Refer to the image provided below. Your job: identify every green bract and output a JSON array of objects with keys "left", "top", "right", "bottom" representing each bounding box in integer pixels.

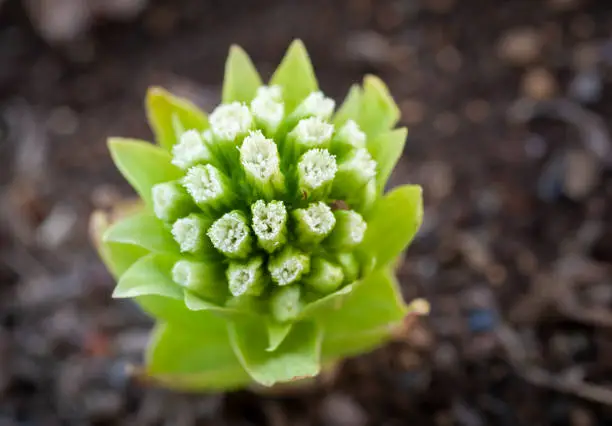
[{"left": 94, "top": 40, "right": 424, "bottom": 390}]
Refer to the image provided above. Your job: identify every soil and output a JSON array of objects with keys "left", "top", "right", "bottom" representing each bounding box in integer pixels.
[{"left": 1, "top": 0, "right": 612, "bottom": 425}]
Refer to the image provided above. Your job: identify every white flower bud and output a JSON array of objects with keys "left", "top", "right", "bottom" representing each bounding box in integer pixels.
[
  {"left": 171, "top": 130, "right": 212, "bottom": 170},
  {"left": 209, "top": 102, "right": 253, "bottom": 142}
]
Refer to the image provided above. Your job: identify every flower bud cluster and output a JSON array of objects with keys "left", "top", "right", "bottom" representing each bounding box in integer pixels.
[{"left": 152, "top": 88, "right": 377, "bottom": 322}]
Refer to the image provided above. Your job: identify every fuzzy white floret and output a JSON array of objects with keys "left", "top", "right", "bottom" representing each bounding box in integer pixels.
[
  {"left": 207, "top": 211, "right": 249, "bottom": 254},
  {"left": 349, "top": 212, "right": 367, "bottom": 244},
  {"left": 298, "top": 149, "right": 337, "bottom": 189},
  {"left": 298, "top": 91, "right": 335, "bottom": 119},
  {"left": 251, "top": 200, "right": 286, "bottom": 239},
  {"left": 337, "top": 119, "right": 366, "bottom": 147},
  {"left": 172, "top": 260, "right": 192, "bottom": 287},
  {"left": 301, "top": 202, "right": 336, "bottom": 235},
  {"left": 292, "top": 117, "right": 334, "bottom": 147},
  {"left": 182, "top": 165, "right": 223, "bottom": 204},
  {"left": 172, "top": 216, "right": 205, "bottom": 253},
  {"left": 172, "top": 130, "right": 211, "bottom": 169},
  {"left": 271, "top": 257, "right": 307, "bottom": 286},
  {"left": 209, "top": 102, "right": 253, "bottom": 141},
  {"left": 240, "top": 131, "right": 280, "bottom": 180},
  {"left": 227, "top": 257, "right": 262, "bottom": 296},
  {"left": 349, "top": 148, "right": 377, "bottom": 180}
]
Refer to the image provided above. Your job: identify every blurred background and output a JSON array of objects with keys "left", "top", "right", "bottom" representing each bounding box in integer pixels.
[{"left": 1, "top": 0, "right": 612, "bottom": 424}]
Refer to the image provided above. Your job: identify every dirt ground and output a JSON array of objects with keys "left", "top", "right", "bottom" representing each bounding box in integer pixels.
[{"left": 1, "top": 0, "right": 612, "bottom": 425}]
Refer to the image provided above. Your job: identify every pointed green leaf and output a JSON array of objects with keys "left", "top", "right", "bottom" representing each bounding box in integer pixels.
[
  {"left": 299, "top": 284, "right": 354, "bottom": 321},
  {"left": 108, "top": 138, "right": 183, "bottom": 208},
  {"left": 183, "top": 291, "right": 255, "bottom": 320},
  {"left": 321, "top": 268, "right": 406, "bottom": 360},
  {"left": 113, "top": 253, "right": 183, "bottom": 299},
  {"left": 222, "top": 45, "right": 263, "bottom": 104},
  {"left": 103, "top": 211, "right": 179, "bottom": 254},
  {"left": 266, "top": 320, "right": 293, "bottom": 352},
  {"left": 133, "top": 295, "right": 217, "bottom": 330},
  {"left": 146, "top": 86, "right": 209, "bottom": 150},
  {"left": 98, "top": 241, "right": 149, "bottom": 279},
  {"left": 357, "top": 75, "right": 400, "bottom": 139},
  {"left": 91, "top": 207, "right": 150, "bottom": 279},
  {"left": 228, "top": 319, "right": 322, "bottom": 386},
  {"left": 368, "top": 128, "right": 408, "bottom": 193},
  {"left": 333, "top": 84, "right": 362, "bottom": 126},
  {"left": 360, "top": 184, "right": 423, "bottom": 267},
  {"left": 269, "top": 39, "right": 318, "bottom": 113},
  {"left": 146, "top": 322, "right": 251, "bottom": 392}
]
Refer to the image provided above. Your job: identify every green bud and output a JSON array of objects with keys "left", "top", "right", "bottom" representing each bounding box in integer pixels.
[
  {"left": 292, "top": 202, "right": 336, "bottom": 248},
  {"left": 349, "top": 178, "right": 378, "bottom": 215},
  {"left": 331, "top": 148, "right": 377, "bottom": 199},
  {"left": 334, "top": 252, "right": 360, "bottom": 284},
  {"left": 302, "top": 257, "right": 344, "bottom": 294},
  {"left": 239, "top": 131, "right": 285, "bottom": 199},
  {"left": 297, "top": 148, "right": 337, "bottom": 201},
  {"left": 250, "top": 86, "right": 285, "bottom": 137},
  {"left": 171, "top": 213, "right": 215, "bottom": 255},
  {"left": 291, "top": 91, "right": 335, "bottom": 121},
  {"left": 209, "top": 102, "right": 253, "bottom": 142},
  {"left": 182, "top": 164, "right": 235, "bottom": 212},
  {"left": 331, "top": 119, "right": 366, "bottom": 160},
  {"left": 286, "top": 117, "right": 334, "bottom": 161},
  {"left": 151, "top": 180, "right": 195, "bottom": 222},
  {"left": 250, "top": 200, "right": 288, "bottom": 253},
  {"left": 270, "top": 285, "right": 302, "bottom": 323},
  {"left": 171, "top": 129, "right": 212, "bottom": 170},
  {"left": 208, "top": 102, "right": 254, "bottom": 168},
  {"left": 268, "top": 246, "right": 310, "bottom": 286},
  {"left": 227, "top": 256, "right": 267, "bottom": 297},
  {"left": 325, "top": 210, "right": 367, "bottom": 250},
  {"left": 207, "top": 210, "right": 253, "bottom": 259},
  {"left": 172, "top": 259, "right": 226, "bottom": 302}
]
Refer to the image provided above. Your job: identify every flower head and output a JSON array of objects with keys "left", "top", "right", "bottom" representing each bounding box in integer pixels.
[{"left": 99, "top": 40, "right": 425, "bottom": 392}]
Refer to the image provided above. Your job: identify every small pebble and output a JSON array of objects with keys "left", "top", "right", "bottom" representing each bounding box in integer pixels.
[
  {"left": 415, "top": 257, "right": 439, "bottom": 279},
  {"left": 453, "top": 401, "right": 484, "bottom": 426},
  {"left": 395, "top": 369, "right": 431, "bottom": 392},
  {"left": 420, "top": 160, "right": 454, "bottom": 200},
  {"left": 570, "top": 15, "right": 595, "bottom": 39},
  {"left": 522, "top": 67, "right": 557, "bottom": 100},
  {"left": 585, "top": 282, "right": 612, "bottom": 308},
  {"left": 345, "top": 31, "right": 393, "bottom": 65},
  {"left": 497, "top": 27, "right": 542, "bottom": 65},
  {"left": 434, "top": 342, "right": 458, "bottom": 370},
  {"left": 35, "top": 203, "right": 78, "bottom": 249},
  {"left": 467, "top": 309, "right": 498, "bottom": 333},
  {"left": 458, "top": 234, "right": 491, "bottom": 272},
  {"left": 537, "top": 152, "right": 565, "bottom": 202},
  {"left": 476, "top": 188, "right": 502, "bottom": 216},
  {"left": 563, "top": 149, "right": 600, "bottom": 201},
  {"left": 524, "top": 133, "right": 547, "bottom": 159},
  {"left": 571, "top": 406, "right": 594, "bottom": 426},
  {"left": 573, "top": 43, "right": 600, "bottom": 70},
  {"left": 83, "top": 390, "right": 124, "bottom": 420},
  {"left": 464, "top": 99, "right": 490, "bottom": 123},
  {"left": 400, "top": 99, "right": 425, "bottom": 125},
  {"left": 112, "top": 329, "right": 150, "bottom": 356},
  {"left": 568, "top": 68, "right": 603, "bottom": 104},
  {"left": 319, "top": 394, "right": 367, "bottom": 426}
]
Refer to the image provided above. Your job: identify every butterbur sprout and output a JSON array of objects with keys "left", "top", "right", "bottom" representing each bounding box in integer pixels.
[{"left": 95, "top": 40, "right": 426, "bottom": 390}]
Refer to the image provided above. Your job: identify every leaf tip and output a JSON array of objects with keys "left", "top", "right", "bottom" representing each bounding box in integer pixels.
[{"left": 146, "top": 86, "right": 169, "bottom": 102}]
